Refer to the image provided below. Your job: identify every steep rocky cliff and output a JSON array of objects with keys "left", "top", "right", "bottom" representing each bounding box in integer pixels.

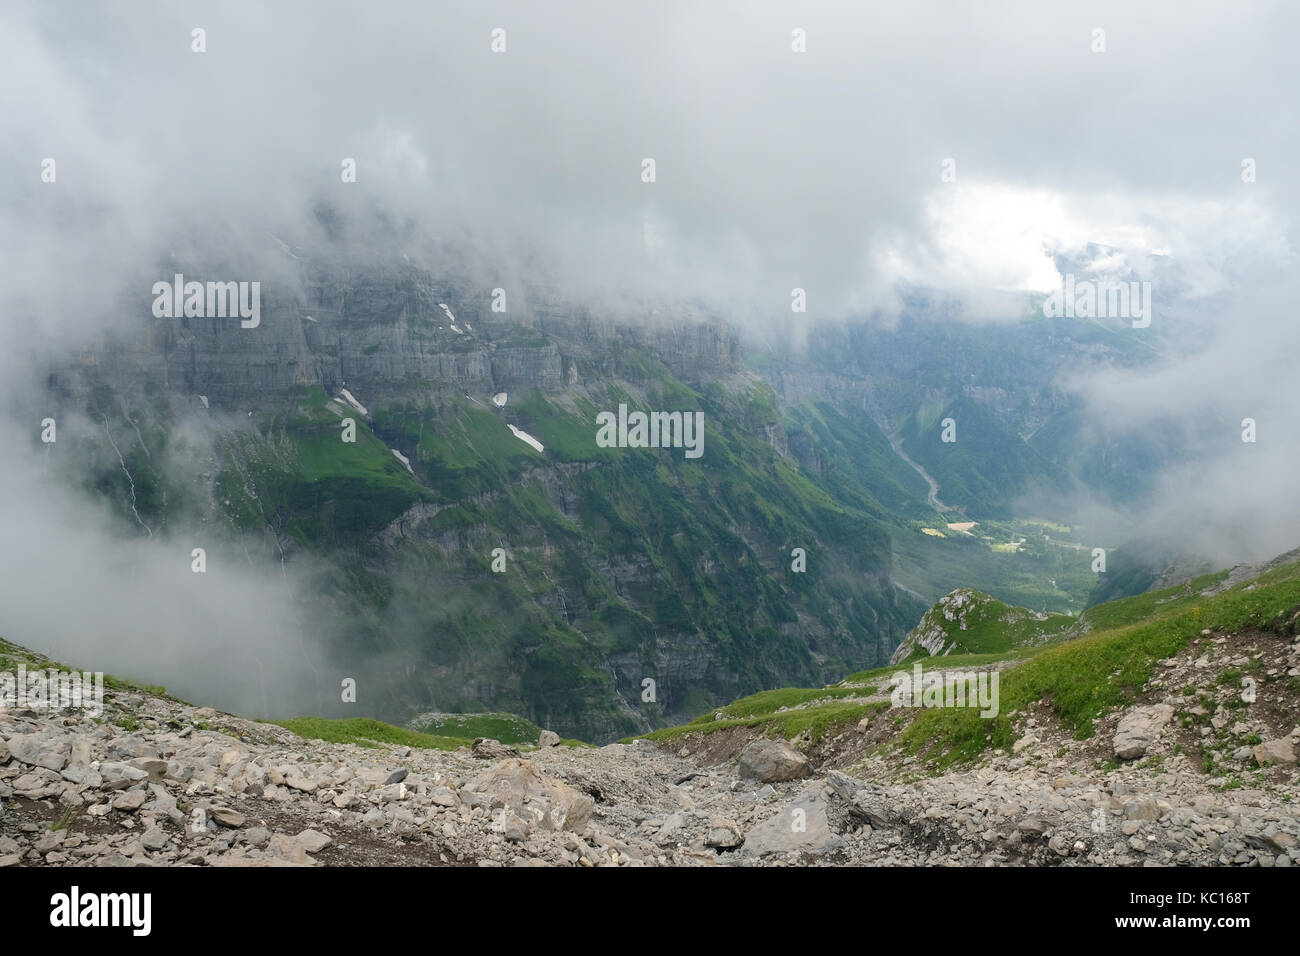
[{"left": 30, "top": 257, "right": 923, "bottom": 742}]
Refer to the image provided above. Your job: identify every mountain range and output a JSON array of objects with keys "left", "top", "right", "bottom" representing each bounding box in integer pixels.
[{"left": 18, "top": 236, "right": 1185, "bottom": 742}]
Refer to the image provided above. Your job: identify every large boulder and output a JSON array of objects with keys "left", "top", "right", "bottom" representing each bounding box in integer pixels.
[
  {"left": 738, "top": 738, "right": 809, "bottom": 783},
  {"left": 1113, "top": 704, "right": 1174, "bottom": 760},
  {"left": 472, "top": 738, "right": 520, "bottom": 760},
  {"left": 741, "top": 785, "right": 841, "bottom": 858},
  {"left": 467, "top": 758, "right": 593, "bottom": 833},
  {"left": 824, "top": 771, "right": 892, "bottom": 829},
  {"left": 1253, "top": 738, "right": 1297, "bottom": 766},
  {"left": 5, "top": 733, "right": 62, "bottom": 768}
]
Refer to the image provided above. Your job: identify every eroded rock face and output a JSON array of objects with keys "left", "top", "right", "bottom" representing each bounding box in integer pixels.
[
  {"left": 1113, "top": 704, "right": 1175, "bottom": 760},
  {"left": 888, "top": 589, "right": 1060, "bottom": 665},
  {"left": 737, "top": 739, "right": 808, "bottom": 783}
]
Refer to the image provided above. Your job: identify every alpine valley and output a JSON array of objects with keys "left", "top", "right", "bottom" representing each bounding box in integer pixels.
[{"left": 13, "top": 227, "right": 1183, "bottom": 745}]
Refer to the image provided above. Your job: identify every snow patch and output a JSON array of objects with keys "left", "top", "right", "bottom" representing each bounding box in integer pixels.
[
  {"left": 197, "top": 395, "right": 209, "bottom": 409},
  {"left": 338, "top": 388, "right": 368, "bottom": 416},
  {"left": 267, "top": 232, "right": 300, "bottom": 259},
  {"left": 391, "top": 448, "right": 414, "bottom": 474},
  {"left": 507, "top": 424, "right": 544, "bottom": 454},
  {"left": 492, "top": 392, "right": 508, "bottom": 408}
]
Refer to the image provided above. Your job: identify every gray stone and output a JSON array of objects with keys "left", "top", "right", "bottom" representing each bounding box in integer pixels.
[
  {"left": 210, "top": 807, "right": 246, "bottom": 828},
  {"left": 266, "top": 834, "right": 313, "bottom": 865},
  {"left": 824, "top": 771, "right": 891, "bottom": 829},
  {"left": 99, "top": 762, "right": 149, "bottom": 789},
  {"left": 705, "top": 823, "right": 743, "bottom": 849},
  {"left": 112, "top": 789, "right": 148, "bottom": 812},
  {"left": 472, "top": 738, "right": 520, "bottom": 760},
  {"left": 296, "top": 829, "right": 332, "bottom": 854},
  {"left": 1113, "top": 704, "right": 1174, "bottom": 760},
  {"left": 1012, "top": 733, "right": 1038, "bottom": 755},
  {"left": 1253, "top": 739, "right": 1296, "bottom": 766},
  {"left": 1123, "top": 799, "right": 1161, "bottom": 822},
  {"left": 500, "top": 811, "right": 530, "bottom": 843},
  {"left": 130, "top": 758, "right": 168, "bottom": 782},
  {"left": 737, "top": 738, "right": 809, "bottom": 783},
  {"left": 469, "top": 758, "right": 592, "bottom": 833},
  {"left": 284, "top": 770, "right": 319, "bottom": 793},
  {"left": 655, "top": 812, "right": 686, "bottom": 845},
  {"left": 742, "top": 785, "right": 841, "bottom": 858},
  {"left": 141, "top": 827, "right": 169, "bottom": 851},
  {"left": 429, "top": 787, "right": 459, "bottom": 808},
  {"left": 36, "top": 752, "right": 68, "bottom": 772},
  {"left": 7, "top": 734, "right": 54, "bottom": 767}
]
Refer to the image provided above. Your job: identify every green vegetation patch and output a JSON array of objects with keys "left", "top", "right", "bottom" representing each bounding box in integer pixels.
[
  {"left": 275, "top": 716, "right": 470, "bottom": 751},
  {"left": 895, "top": 563, "right": 1300, "bottom": 769},
  {"left": 412, "top": 712, "right": 543, "bottom": 746}
]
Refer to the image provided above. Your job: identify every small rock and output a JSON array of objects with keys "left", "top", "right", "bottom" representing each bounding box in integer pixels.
[
  {"left": 130, "top": 758, "right": 168, "bottom": 782},
  {"left": 1123, "top": 799, "right": 1161, "bottom": 822},
  {"left": 210, "top": 807, "right": 246, "bottom": 828},
  {"left": 266, "top": 834, "right": 312, "bottom": 865},
  {"left": 296, "top": 829, "right": 332, "bottom": 854},
  {"left": 1012, "top": 733, "right": 1038, "bottom": 755},
  {"left": 705, "top": 823, "right": 743, "bottom": 849},
  {"left": 112, "top": 790, "right": 148, "bottom": 812}
]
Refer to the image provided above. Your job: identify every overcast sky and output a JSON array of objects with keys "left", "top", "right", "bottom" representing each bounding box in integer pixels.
[
  {"left": 3, "top": 0, "right": 1295, "bottom": 325},
  {"left": 0, "top": 1, "right": 1298, "bottom": 689}
]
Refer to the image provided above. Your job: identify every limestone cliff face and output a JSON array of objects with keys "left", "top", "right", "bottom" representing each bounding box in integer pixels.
[
  {"left": 888, "top": 589, "right": 1072, "bottom": 666},
  {"left": 34, "top": 260, "right": 919, "bottom": 743},
  {"left": 48, "top": 261, "right": 747, "bottom": 419},
  {"left": 889, "top": 590, "right": 986, "bottom": 665}
]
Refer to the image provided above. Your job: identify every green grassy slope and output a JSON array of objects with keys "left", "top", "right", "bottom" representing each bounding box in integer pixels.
[
  {"left": 644, "top": 556, "right": 1300, "bottom": 771},
  {"left": 57, "top": 360, "right": 924, "bottom": 743}
]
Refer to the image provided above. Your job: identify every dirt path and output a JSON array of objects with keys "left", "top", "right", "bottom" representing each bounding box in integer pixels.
[{"left": 887, "top": 431, "right": 949, "bottom": 512}]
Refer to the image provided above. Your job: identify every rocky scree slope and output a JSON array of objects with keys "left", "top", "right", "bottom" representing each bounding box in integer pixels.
[{"left": 3, "top": 553, "right": 1298, "bottom": 866}]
